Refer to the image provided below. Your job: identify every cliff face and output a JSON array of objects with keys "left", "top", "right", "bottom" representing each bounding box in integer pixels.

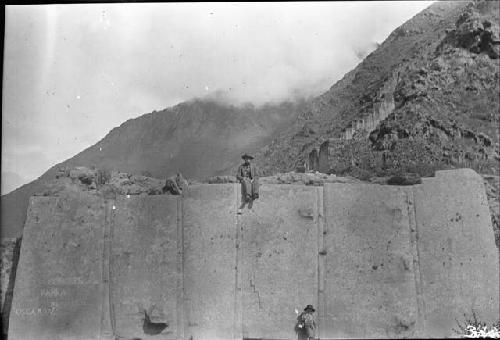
[
  {"left": 7, "top": 169, "right": 499, "bottom": 339},
  {"left": 255, "top": 0, "right": 500, "bottom": 176}
]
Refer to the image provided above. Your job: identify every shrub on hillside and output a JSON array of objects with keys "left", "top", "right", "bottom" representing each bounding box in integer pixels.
[{"left": 140, "top": 170, "right": 153, "bottom": 177}]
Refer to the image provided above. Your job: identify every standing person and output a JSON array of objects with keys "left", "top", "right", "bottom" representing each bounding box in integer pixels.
[
  {"left": 296, "top": 305, "right": 316, "bottom": 340},
  {"left": 236, "top": 153, "right": 259, "bottom": 202}
]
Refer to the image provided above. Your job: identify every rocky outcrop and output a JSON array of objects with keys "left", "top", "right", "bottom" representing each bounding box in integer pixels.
[
  {"left": 442, "top": 2, "right": 500, "bottom": 59},
  {"left": 342, "top": 66, "right": 400, "bottom": 140},
  {"left": 306, "top": 1, "right": 500, "bottom": 183},
  {"left": 259, "top": 0, "right": 499, "bottom": 185},
  {"left": 106, "top": 171, "right": 166, "bottom": 196},
  {"left": 34, "top": 167, "right": 181, "bottom": 198}
]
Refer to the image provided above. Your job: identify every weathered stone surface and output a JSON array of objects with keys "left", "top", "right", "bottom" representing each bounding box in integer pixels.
[
  {"left": 414, "top": 169, "right": 499, "bottom": 337},
  {"left": 1, "top": 237, "right": 21, "bottom": 338},
  {"left": 1, "top": 238, "right": 19, "bottom": 311},
  {"left": 181, "top": 184, "right": 238, "bottom": 340},
  {"left": 239, "top": 185, "right": 319, "bottom": 339},
  {"left": 111, "top": 195, "right": 180, "bottom": 339},
  {"left": 482, "top": 174, "right": 500, "bottom": 247},
  {"left": 323, "top": 183, "right": 419, "bottom": 338},
  {"left": 8, "top": 193, "right": 106, "bottom": 340}
]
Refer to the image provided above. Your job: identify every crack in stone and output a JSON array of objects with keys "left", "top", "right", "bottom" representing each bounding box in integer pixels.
[{"left": 249, "top": 279, "right": 262, "bottom": 310}]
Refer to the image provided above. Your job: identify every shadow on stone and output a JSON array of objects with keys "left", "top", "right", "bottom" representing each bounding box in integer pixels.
[
  {"left": 387, "top": 173, "right": 422, "bottom": 186},
  {"left": 1, "top": 237, "right": 22, "bottom": 340},
  {"left": 142, "top": 309, "right": 168, "bottom": 335}
]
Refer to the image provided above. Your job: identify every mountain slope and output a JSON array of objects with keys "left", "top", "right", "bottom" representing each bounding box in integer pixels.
[
  {"left": 1, "top": 99, "right": 306, "bottom": 238},
  {"left": 66, "top": 99, "right": 307, "bottom": 178},
  {"left": 255, "top": 0, "right": 499, "bottom": 177}
]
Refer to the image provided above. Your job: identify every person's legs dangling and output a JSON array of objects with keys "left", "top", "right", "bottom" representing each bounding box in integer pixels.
[{"left": 251, "top": 178, "right": 259, "bottom": 200}]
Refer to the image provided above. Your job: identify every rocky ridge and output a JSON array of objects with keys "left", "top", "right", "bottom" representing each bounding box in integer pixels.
[{"left": 255, "top": 0, "right": 499, "bottom": 178}]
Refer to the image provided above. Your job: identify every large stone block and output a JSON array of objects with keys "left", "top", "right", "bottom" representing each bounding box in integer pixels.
[
  {"left": 8, "top": 193, "right": 105, "bottom": 340},
  {"left": 239, "top": 185, "right": 320, "bottom": 339},
  {"left": 111, "top": 195, "right": 180, "bottom": 339},
  {"left": 322, "top": 183, "right": 419, "bottom": 338},
  {"left": 414, "top": 169, "right": 499, "bottom": 338},
  {"left": 181, "top": 184, "right": 238, "bottom": 340}
]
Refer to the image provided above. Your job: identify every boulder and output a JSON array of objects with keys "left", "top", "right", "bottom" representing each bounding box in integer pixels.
[
  {"left": 69, "top": 167, "right": 97, "bottom": 188},
  {"left": 107, "top": 172, "right": 165, "bottom": 195}
]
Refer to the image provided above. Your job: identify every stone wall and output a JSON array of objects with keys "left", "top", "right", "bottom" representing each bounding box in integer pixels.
[
  {"left": 318, "top": 142, "right": 330, "bottom": 173},
  {"left": 342, "top": 68, "right": 399, "bottom": 141},
  {"left": 318, "top": 138, "right": 345, "bottom": 174},
  {"left": 308, "top": 148, "right": 319, "bottom": 172},
  {"left": 8, "top": 169, "right": 499, "bottom": 339},
  {"left": 9, "top": 193, "right": 106, "bottom": 340},
  {"left": 308, "top": 68, "right": 400, "bottom": 171}
]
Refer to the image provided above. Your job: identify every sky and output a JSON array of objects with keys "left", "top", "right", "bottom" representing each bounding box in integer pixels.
[{"left": 2, "top": 1, "right": 434, "bottom": 195}]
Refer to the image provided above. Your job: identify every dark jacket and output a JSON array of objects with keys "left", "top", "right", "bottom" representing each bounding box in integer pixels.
[{"left": 236, "top": 163, "right": 259, "bottom": 181}]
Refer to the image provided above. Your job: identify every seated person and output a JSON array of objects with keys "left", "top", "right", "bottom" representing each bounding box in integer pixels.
[{"left": 236, "top": 153, "right": 259, "bottom": 202}]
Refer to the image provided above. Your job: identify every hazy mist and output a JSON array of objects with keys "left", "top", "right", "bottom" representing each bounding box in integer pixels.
[{"left": 2, "top": 2, "right": 434, "bottom": 194}]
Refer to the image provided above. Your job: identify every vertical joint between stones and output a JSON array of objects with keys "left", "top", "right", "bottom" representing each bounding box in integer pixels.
[
  {"left": 177, "top": 196, "right": 185, "bottom": 340},
  {"left": 408, "top": 189, "right": 425, "bottom": 335},
  {"left": 233, "top": 183, "right": 243, "bottom": 340},
  {"left": 317, "top": 186, "right": 326, "bottom": 338}
]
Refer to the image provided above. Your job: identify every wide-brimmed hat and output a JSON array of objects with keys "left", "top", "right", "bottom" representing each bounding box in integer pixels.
[
  {"left": 304, "top": 305, "right": 315, "bottom": 312},
  {"left": 241, "top": 153, "right": 254, "bottom": 160}
]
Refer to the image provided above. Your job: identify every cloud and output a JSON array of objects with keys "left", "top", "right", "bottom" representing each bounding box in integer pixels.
[
  {"left": 2, "top": 2, "right": 434, "bottom": 188},
  {"left": 2, "top": 146, "right": 51, "bottom": 185},
  {"left": 1, "top": 171, "right": 28, "bottom": 195},
  {"left": 353, "top": 41, "right": 381, "bottom": 60}
]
